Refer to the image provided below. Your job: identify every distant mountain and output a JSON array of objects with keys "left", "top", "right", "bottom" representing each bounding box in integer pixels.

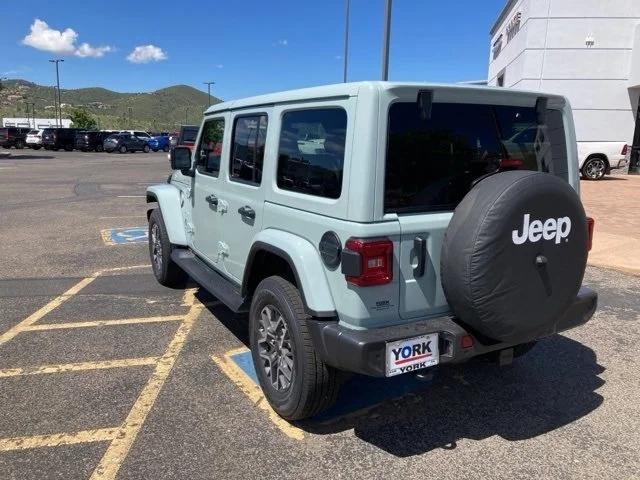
[{"left": 0, "top": 79, "right": 222, "bottom": 131}]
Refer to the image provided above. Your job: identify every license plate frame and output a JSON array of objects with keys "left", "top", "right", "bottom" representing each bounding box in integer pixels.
[{"left": 385, "top": 333, "right": 439, "bottom": 377}]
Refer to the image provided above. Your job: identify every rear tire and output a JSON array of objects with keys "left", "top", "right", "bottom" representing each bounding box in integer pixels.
[
  {"left": 249, "top": 276, "right": 339, "bottom": 420},
  {"left": 95, "top": 144, "right": 103, "bottom": 152},
  {"left": 32, "top": 145, "right": 41, "bottom": 150},
  {"left": 143, "top": 144, "right": 150, "bottom": 153},
  {"left": 163, "top": 145, "right": 170, "bottom": 152},
  {"left": 581, "top": 156, "right": 607, "bottom": 180},
  {"left": 15, "top": 140, "right": 25, "bottom": 149},
  {"left": 148, "top": 209, "right": 186, "bottom": 287}
]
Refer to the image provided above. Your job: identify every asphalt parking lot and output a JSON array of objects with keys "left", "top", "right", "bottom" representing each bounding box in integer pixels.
[{"left": 0, "top": 149, "right": 638, "bottom": 479}]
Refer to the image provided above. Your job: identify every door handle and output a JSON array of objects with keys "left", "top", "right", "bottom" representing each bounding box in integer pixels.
[
  {"left": 205, "top": 194, "right": 218, "bottom": 206},
  {"left": 237, "top": 205, "right": 255, "bottom": 219},
  {"left": 414, "top": 236, "right": 427, "bottom": 278}
]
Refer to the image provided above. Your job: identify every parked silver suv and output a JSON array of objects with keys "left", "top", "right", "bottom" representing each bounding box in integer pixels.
[{"left": 147, "top": 82, "right": 597, "bottom": 420}]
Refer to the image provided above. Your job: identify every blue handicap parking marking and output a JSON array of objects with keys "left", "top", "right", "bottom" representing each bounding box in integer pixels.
[
  {"left": 229, "top": 350, "right": 435, "bottom": 423},
  {"left": 103, "top": 226, "right": 148, "bottom": 245}
]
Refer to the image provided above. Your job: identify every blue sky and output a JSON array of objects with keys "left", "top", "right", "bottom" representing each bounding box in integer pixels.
[{"left": 1, "top": 0, "right": 505, "bottom": 100}]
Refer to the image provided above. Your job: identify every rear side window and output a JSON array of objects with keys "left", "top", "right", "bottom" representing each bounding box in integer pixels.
[
  {"left": 385, "top": 102, "right": 568, "bottom": 214},
  {"left": 230, "top": 115, "right": 268, "bottom": 185},
  {"left": 277, "top": 108, "right": 347, "bottom": 199},
  {"left": 197, "top": 118, "right": 225, "bottom": 177}
]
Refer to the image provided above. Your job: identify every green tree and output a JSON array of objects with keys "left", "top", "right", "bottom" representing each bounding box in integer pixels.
[{"left": 69, "top": 108, "right": 98, "bottom": 129}]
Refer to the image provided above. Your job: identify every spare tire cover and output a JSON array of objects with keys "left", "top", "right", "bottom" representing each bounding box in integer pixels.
[{"left": 441, "top": 170, "right": 588, "bottom": 343}]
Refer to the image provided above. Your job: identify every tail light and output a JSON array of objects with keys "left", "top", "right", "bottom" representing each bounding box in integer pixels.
[
  {"left": 501, "top": 157, "right": 524, "bottom": 168},
  {"left": 621, "top": 144, "right": 628, "bottom": 156},
  {"left": 586, "top": 217, "right": 595, "bottom": 251},
  {"left": 342, "top": 238, "right": 393, "bottom": 286}
]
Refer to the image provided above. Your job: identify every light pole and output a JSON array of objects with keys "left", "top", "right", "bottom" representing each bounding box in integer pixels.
[
  {"left": 343, "top": 0, "right": 350, "bottom": 83},
  {"left": 49, "top": 59, "right": 64, "bottom": 126},
  {"left": 50, "top": 86, "right": 58, "bottom": 127},
  {"left": 381, "top": 0, "right": 393, "bottom": 81},
  {"left": 203, "top": 81, "right": 215, "bottom": 107}
]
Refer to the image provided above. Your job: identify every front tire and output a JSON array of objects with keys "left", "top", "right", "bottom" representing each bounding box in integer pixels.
[
  {"left": 95, "top": 144, "right": 103, "bottom": 152},
  {"left": 581, "top": 157, "right": 607, "bottom": 180},
  {"left": 163, "top": 145, "right": 170, "bottom": 152},
  {"left": 148, "top": 209, "right": 185, "bottom": 287},
  {"left": 119, "top": 145, "right": 127, "bottom": 154},
  {"left": 250, "top": 276, "right": 339, "bottom": 420}
]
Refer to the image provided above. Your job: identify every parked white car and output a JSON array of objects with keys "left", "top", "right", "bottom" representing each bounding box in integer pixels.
[
  {"left": 578, "top": 142, "right": 629, "bottom": 180},
  {"left": 25, "top": 129, "right": 43, "bottom": 150}
]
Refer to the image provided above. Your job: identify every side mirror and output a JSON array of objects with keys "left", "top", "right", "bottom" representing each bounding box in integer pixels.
[{"left": 170, "top": 146, "right": 193, "bottom": 175}]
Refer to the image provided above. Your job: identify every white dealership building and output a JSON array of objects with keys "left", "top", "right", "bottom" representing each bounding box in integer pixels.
[{"left": 488, "top": 0, "right": 640, "bottom": 173}]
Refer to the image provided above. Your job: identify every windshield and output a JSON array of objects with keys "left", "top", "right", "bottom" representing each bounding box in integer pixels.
[{"left": 384, "top": 102, "right": 568, "bottom": 214}]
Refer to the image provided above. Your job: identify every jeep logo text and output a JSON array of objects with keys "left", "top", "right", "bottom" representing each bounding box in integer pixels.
[{"left": 512, "top": 213, "right": 571, "bottom": 245}]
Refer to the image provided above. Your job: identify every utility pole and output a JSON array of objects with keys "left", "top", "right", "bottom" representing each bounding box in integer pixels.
[
  {"left": 343, "top": 0, "right": 350, "bottom": 83},
  {"left": 381, "top": 0, "right": 393, "bottom": 81},
  {"left": 50, "top": 86, "right": 58, "bottom": 127},
  {"left": 49, "top": 59, "right": 64, "bottom": 126},
  {"left": 31, "top": 103, "right": 36, "bottom": 128},
  {"left": 203, "top": 81, "right": 215, "bottom": 107},
  {"left": 128, "top": 107, "right": 133, "bottom": 128}
]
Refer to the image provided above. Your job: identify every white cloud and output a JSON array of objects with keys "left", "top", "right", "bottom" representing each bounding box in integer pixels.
[
  {"left": 22, "top": 19, "right": 113, "bottom": 58},
  {"left": 215, "top": 64, "right": 224, "bottom": 69},
  {"left": 274, "top": 39, "right": 288, "bottom": 47},
  {"left": 75, "top": 43, "right": 113, "bottom": 58},
  {"left": 126, "top": 45, "right": 167, "bottom": 63}
]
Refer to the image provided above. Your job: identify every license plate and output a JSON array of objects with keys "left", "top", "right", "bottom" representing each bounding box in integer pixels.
[{"left": 385, "top": 333, "right": 439, "bottom": 377}]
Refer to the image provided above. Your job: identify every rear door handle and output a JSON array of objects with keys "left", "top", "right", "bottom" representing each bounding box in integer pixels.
[
  {"left": 414, "top": 236, "right": 427, "bottom": 278},
  {"left": 238, "top": 205, "right": 255, "bottom": 219},
  {"left": 205, "top": 194, "right": 218, "bottom": 206}
]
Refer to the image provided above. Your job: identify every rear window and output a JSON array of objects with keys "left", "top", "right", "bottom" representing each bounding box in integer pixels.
[
  {"left": 384, "top": 102, "right": 568, "bottom": 214},
  {"left": 180, "top": 127, "right": 198, "bottom": 143}
]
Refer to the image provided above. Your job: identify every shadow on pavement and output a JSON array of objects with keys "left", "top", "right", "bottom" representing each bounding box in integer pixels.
[{"left": 202, "top": 292, "right": 604, "bottom": 457}]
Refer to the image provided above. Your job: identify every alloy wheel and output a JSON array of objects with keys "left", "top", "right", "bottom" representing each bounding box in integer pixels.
[
  {"left": 585, "top": 158, "right": 605, "bottom": 179},
  {"left": 150, "top": 223, "right": 163, "bottom": 273},
  {"left": 257, "top": 305, "right": 294, "bottom": 391}
]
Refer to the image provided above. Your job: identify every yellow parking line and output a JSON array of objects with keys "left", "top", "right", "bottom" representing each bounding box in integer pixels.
[
  {"left": 0, "top": 357, "right": 159, "bottom": 378},
  {"left": 23, "top": 315, "right": 185, "bottom": 331},
  {"left": 0, "top": 276, "right": 97, "bottom": 346},
  {"left": 90, "top": 289, "right": 203, "bottom": 480},
  {"left": 211, "top": 349, "right": 305, "bottom": 441},
  {"left": 0, "top": 427, "right": 119, "bottom": 452}
]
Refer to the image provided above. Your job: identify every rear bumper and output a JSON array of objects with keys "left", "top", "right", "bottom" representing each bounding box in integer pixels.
[{"left": 308, "top": 286, "right": 597, "bottom": 377}]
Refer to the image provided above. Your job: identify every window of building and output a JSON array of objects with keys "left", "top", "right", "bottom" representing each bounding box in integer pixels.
[
  {"left": 492, "top": 35, "right": 503, "bottom": 59},
  {"left": 230, "top": 114, "right": 268, "bottom": 185},
  {"left": 497, "top": 70, "right": 506, "bottom": 87},
  {"left": 196, "top": 118, "right": 224, "bottom": 177},
  {"left": 276, "top": 108, "right": 347, "bottom": 199}
]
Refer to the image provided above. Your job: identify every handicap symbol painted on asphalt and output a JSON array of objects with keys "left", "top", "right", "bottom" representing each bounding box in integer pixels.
[{"left": 101, "top": 226, "right": 148, "bottom": 245}]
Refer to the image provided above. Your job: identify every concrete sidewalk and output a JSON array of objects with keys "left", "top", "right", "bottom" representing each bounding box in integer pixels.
[{"left": 581, "top": 175, "right": 640, "bottom": 275}]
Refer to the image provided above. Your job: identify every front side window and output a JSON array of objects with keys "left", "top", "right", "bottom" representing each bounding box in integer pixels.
[
  {"left": 197, "top": 118, "right": 225, "bottom": 177},
  {"left": 385, "top": 102, "right": 567, "bottom": 214},
  {"left": 230, "top": 115, "right": 267, "bottom": 185},
  {"left": 277, "top": 108, "right": 347, "bottom": 199}
]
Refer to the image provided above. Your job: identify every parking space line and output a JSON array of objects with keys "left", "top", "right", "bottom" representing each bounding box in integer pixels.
[
  {"left": 23, "top": 315, "right": 184, "bottom": 332},
  {"left": 211, "top": 348, "right": 305, "bottom": 441},
  {"left": 90, "top": 289, "right": 203, "bottom": 480},
  {"left": 0, "top": 276, "right": 97, "bottom": 346},
  {"left": 0, "top": 357, "right": 159, "bottom": 378},
  {"left": 0, "top": 265, "right": 149, "bottom": 345},
  {"left": 0, "top": 428, "right": 119, "bottom": 452}
]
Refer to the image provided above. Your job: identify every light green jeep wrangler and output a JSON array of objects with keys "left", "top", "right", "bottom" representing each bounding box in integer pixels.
[{"left": 147, "top": 82, "right": 597, "bottom": 420}]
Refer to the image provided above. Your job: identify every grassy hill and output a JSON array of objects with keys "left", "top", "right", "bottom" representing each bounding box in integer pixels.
[{"left": 0, "top": 80, "right": 221, "bottom": 131}]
